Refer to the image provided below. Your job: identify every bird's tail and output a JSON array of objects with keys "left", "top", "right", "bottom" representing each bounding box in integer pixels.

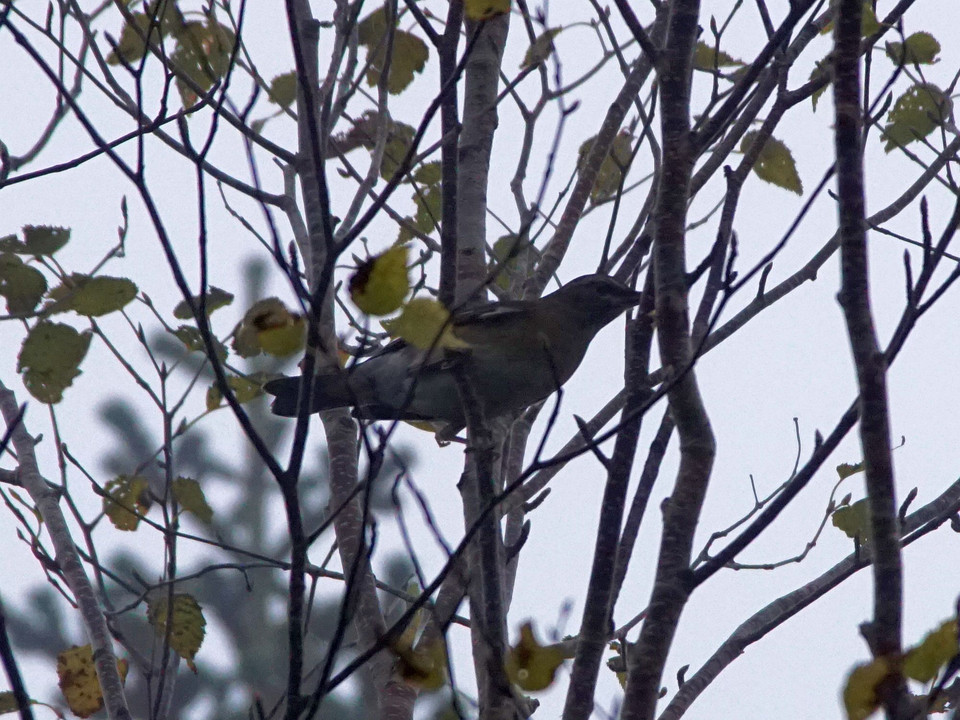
[{"left": 262, "top": 375, "right": 352, "bottom": 417}]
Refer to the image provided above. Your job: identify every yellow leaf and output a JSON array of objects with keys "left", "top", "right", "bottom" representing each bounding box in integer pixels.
[
  {"left": 465, "top": 0, "right": 510, "bottom": 21},
  {"left": 505, "top": 622, "right": 566, "bottom": 692},
  {"left": 606, "top": 640, "right": 628, "bottom": 688},
  {"left": 381, "top": 297, "right": 470, "bottom": 350},
  {"left": 832, "top": 498, "right": 872, "bottom": 542},
  {"left": 148, "top": 594, "right": 206, "bottom": 672},
  {"left": 232, "top": 298, "right": 305, "bottom": 358},
  {"left": 260, "top": 320, "right": 306, "bottom": 356},
  {"left": 57, "top": 645, "right": 128, "bottom": 719},
  {"left": 843, "top": 657, "right": 890, "bottom": 720},
  {"left": 103, "top": 475, "right": 151, "bottom": 531},
  {"left": 904, "top": 620, "right": 959, "bottom": 683},
  {"left": 350, "top": 245, "right": 410, "bottom": 315}
]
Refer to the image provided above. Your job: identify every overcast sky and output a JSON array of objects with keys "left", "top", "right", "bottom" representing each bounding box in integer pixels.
[{"left": 2, "top": 2, "right": 960, "bottom": 719}]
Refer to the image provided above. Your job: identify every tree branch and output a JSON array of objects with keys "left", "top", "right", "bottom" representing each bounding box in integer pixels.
[{"left": 833, "top": 1, "right": 905, "bottom": 714}]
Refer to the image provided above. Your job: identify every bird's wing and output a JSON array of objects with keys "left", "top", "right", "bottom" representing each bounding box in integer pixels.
[
  {"left": 359, "top": 335, "right": 458, "bottom": 376},
  {"left": 449, "top": 301, "right": 536, "bottom": 346},
  {"left": 452, "top": 300, "right": 529, "bottom": 325},
  {"left": 352, "top": 301, "right": 537, "bottom": 370}
]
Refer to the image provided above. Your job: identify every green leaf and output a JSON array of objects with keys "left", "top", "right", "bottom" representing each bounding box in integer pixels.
[
  {"left": 172, "top": 476, "right": 214, "bottom": 523},
  {"left": 173, "top": 286, "right": 234, "bottom": 319},
  {"left": 45, "top": 274, "right": 137, "bottom": 317},
  {"left": 843, "top": 657, "right": 890, "bottom": 720},
  {"left": 171, "top": 19, "right": 236, "bottom": 107},
  {"left": 171, "top": 325, "right": 228, "bottom": 362},
  {"left": 0, "top": 225, "right": 70, "bottom": 256},
  {"left": 740, "top": 131, "right": 803, "bottom": 195},
  {"left": 357, "top": 8, "right": 429, "bottom": 94},
  {"left": 693, "top": 41, "right": 744, "bottom": 71},
  {"left": 837, "top": 461, "right": 864, "bottom": 479},
  {"left": 859, "top": 4, "right": 882, "bottom": 36},
  {"left": 0, "top": 253, "right": 47, "bottom": 315},
  {"left": 464, "top": 0, "right": 510, "bottom": 20},
  {"left": 147, "top": 594, "right": 206, "bottom": 672},
  {"left": 832, "top": 498, "right": 872, "bottom": 541},
  {"left": 148, "top": 0, "right": 186, "bottom": 36},
  {"left": 379, "top": 121, "right": 416, "bottom": 181},
  {"left": 17, "top": 322, "right": 92, "bottom": 403},
  {"left": 521, "top": 28, "right": 563, "bottom": 70},
  {"left": 205, "top": 374, "right": 263, "bottom": 411},
  {"left": 413, "top": 160, "right": 442, "bottom": 186},
  {"left": 809, "top": 60, "right": 830, "bottom": 112},
  {"left": 886, "top": 32, "right": 941, "bottom": 65},
  {"left": 268, "top": 71, "right": 298, "bottom": 108},
  {"left": 396, "top": 217, "right": 417, "bottom": 244},
  {"left": 578, "top": 131, "right": 634, "bottom": 201},
  {"left": 414, "top": 184, "right": 442, "bottom": 235},
  {"left": 822, "top": 2, "right": 883, "bottom": 37},
  {"left": 490, "top": 234, "right": 535, "bottom": 291},
  {"left": 904, "top": 620, "right": 959, "bottom": 683},
  {"left": 103, "top": 475, "right": 151, "bottom": 531},
  {"left": 230, "top": 375, "right": 262, "bottom": 403},
  {"left": 882, "top": 83, "right": 952, "bottom": 152},
  {"left": 330, "top": 110, "right": 381, "bottom": 154},
  {"left": 0, "top": 689, "right": 27, "bottom": 714},
  {"left": 106, "top": 12, "right": 158, "bottom": 65}
]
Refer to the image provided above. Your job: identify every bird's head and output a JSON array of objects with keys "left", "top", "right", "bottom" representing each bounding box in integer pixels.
[{"left": 548, "top": 274, "right": 643, "bottom": 327}]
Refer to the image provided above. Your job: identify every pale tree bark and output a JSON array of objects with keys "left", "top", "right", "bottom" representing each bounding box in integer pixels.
[{"left": 0, "top": 383, "right": 132, "bottom": 720}]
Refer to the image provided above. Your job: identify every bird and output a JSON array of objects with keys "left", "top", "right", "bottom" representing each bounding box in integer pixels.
[{"left": 263, "top": 274, "right": 642, "bottom": 439}]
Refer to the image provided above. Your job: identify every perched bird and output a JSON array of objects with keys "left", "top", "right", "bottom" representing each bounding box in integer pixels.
[{"left": 264, "top": 274, "right": 642, "bottom": 438}]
